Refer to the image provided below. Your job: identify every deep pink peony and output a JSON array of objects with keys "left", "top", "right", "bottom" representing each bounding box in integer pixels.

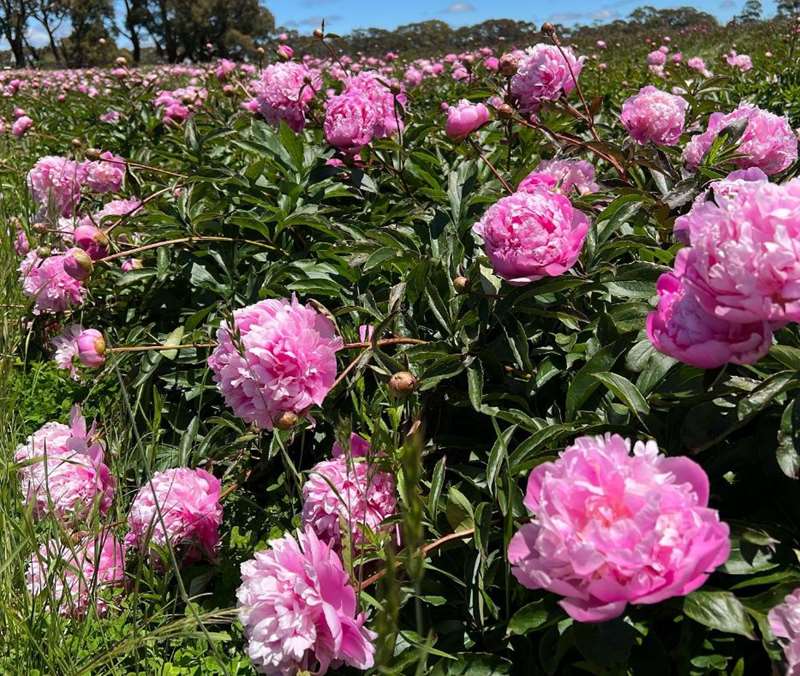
[
  {"left": 125, "top": 467, "right": 222, "bottom": 563},
  {"left": 620, "top": 85, "right": 688, "bottom": 146},
  {"left": 15, "top": 406, "right": 115, "bottom": 521},
  {"left": 683, "top": 104, "right": 797, "bottom": 175},
  {"left": 19, "top": 250, "right": 88, "bottom": 314},
  {"left": 508, "top": 434, "right": 730, "bottom": 622},
  {"left": 77, "top": 328, "right": 107, "bottom": 367},
  {"left": 26, "top": 531, "right": 126, "bottom": 617},
  {"left": 511, "top": 44, "right": 584, "bottom": 113},
  {"left": 769, "top": 589, "right": 800, "bottom": 675},
  {"left": 27, "top": 155, "right": 87, "bottom": 217},
  {"left": 207, "top": 296, "right": 342, "bottom": 429},
  {"left": 647, "top": 270, "right": 772, "bottom": 368},
  {"left": 518, "top": 158, "right": 599, "bottom": 196},
  {"left": 444, "top": 99, "right": 490, "bottom": 141},
  {"left": 254, "top": 62, "right": 320, "bottom": 132},
  {"left": 237, "top": 527, "right": 376, "bottom": 675},
  {"left": 154, "top": 86, "right": 207, "bottom": 124},
  {"left": 301, "top": 434, "right": 397, "bottom": 550},
  {"left": 85, "top": 151, "right": 125, "bottom": 193},
  {"left": 674, "top": 178, "right": 800, "bottom": 324},
  {"left": 340, "top": 72, "right": 406, "bottom": 139},
  {"left": 73, "top": 223, "right": 110, "bottom": 259},
  {"left": 472, "top": 187, "right": 590, "bottom": 285},
  {"left": 323, "top": 93, "right": 378, "bottom": 154}
]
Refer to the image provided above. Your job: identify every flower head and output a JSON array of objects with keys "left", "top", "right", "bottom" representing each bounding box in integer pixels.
[
  {"left": 621, "top": 85, "right": 688, "bottom": 146},
  {"left": 208, "top": 296, "right": 342, "bottom": 429},
  {"left": 683, "top": 104, "right": 797, "bottom": 175},
  {"left": 26, "top": 531, "right": 126, "bottom": 617},
  {"left": 473, "top": 187, "right": 590, "bottom": 285},
  {"left": 19, "top": 250, "right": 88, "bottom": 314},
  {"left": 508, "top": 434, "right": 730, "bottom": 622},
  {"left": 237, "top": 527, "right": 376, "bottom": 674},
  {"left": 85, "top": 151, "right": 125, "bottom": 194},
  {"left": 253, "top": 62, "right": 320, "bottom": 132},
  {"left": 125, "top": 467, "right": 222, "bottom": 563},
  {"left": 15, "top": 406, "right": 115, "bottom": 521},
  {"left": 301, "top": 434, "right": 397, "bottom": 550},
  {"left": 444, "top": 99, "right": 490, "bottom": 141},
  {"left": 323, "top": 93, "right": 378, "bottom": 154},
  {"left": 769, "top": 589, "right": 800, "bottom": 675},
  {"left": 27, "top": 156, "right": 87, "bottom": 217},
  {"left": 518, "top": 158, "right": 599, "bottom": 196},
  {"left": 511, "top": 44, "right": 584, "bottom": 113}
]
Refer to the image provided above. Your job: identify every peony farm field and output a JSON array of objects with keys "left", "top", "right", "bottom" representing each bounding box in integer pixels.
[{"left": 6, "top": 19, "right": 800, "bottom": 676}]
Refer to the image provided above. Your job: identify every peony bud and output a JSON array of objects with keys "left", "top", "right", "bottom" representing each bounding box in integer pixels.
[
  {"left": 85, "top": 147, "right": 102, "bottom": 160},
  {"left": 541, "top": 22, "right": 556, "bottom": 36},
  {"left": 453, "top": 276, "right": 470, "bottom": 293},
  {"left": 73, "top": 224, "right": 109, "bottom": 259},
  {"left": 274, "top": 411, "right": 299, "bottom": 430},
  {"left": 76, "top": 329, "right": 106, "bottom": 367},
  {"left": 71, "top": 138, "right": 82, "bottom": 148},
  {"left": 36, "top": 245, "right": 51, "bottom": 257},
  {"left": 115, "top": 56, "right": 127, "bottom": 66},
  {"left": 276, "top": 44, "right": 294, "bottom": 61},
  {"left": 313, "top": 28, "right": 324, "bottom": 39},
  {"left": 499, "top": 54, "right": 518, "bottom": 77},
  {"left": 388, "top": 371, "right": 418, "bottom": 396},
  {"left": 63, "top": 247, "right": 94, "bottom": 281},
  {"left": 496, "top": 103, "right": 514, "bottom": 120}
]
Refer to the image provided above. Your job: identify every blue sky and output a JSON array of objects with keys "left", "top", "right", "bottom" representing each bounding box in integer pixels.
[{"left": 272, "top": 0, "right": 779, "bottom": 34}]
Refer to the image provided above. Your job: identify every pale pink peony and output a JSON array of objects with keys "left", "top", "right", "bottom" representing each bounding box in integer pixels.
[
  {"left": 19, "top": 250, "right": 88, "bottom": 314},
  {"left": 687, "top": 56, "right": 712, "bottom": 77},
  {"left": 473, "top": 187, "right": 590, "bottom": 285},
  {"left": 518, "top": 159, "right": 599, "bottom": 196},
  {"left": 647, "top": 270, "right": 772, "bottom": 368},
  {"left": 340, "top": 72, "right": 406, "bottom": 139},
  {"left": 725, "top": 51, "right": 753, "bottom": 72},
  {"left": 125, "top": 467, "right": 222, "bottom": 563},
  {"left": 683, "top": 104, "right": 797, "bottom": 175},
  {"left": 99, "top": 109, "right": 120, "bottom": 124},
  {"left": 769, "top": 589, "right": 800, "bottom": 675},
  {"left": 253, "top": 62, "right": 320, "bottom": 132},
  {"left": 85, "top": 151, "right": 125, "bottom": 194},
  {"left": 675, "top": 178, "right": 800, "bottom": 323},
  {"left": 237, "top": 527, "right": 376, "bottom": 674},
  {"left": 27, "top": 156, "right": 87, "bottom": 217},
  {"left": 14, "top": 228, "right": 29, "bottom": 256},
  {"left": 154, "top": 86, "right": 207, "bottom": 124},
  {"left": 323, "top": 93, "right": 378, "bottom": 154},
  {"left": 445, "top": 99, "right": 490, "bottom": 141},
  {"left": 621, "top": 85, "right": 688, "bottom": 146},
  {"left": 672, "top": 167, "right": 768, "bottom": 243},
  {"left": 301, "top": 434, "right": 397, "bottom": 550},
  {"left": 12, "top": 114, "right": 33, "bottom": 137},
  {"left": 508, "top": 434, "right": 730, "bottom": 622},
  {"left": 511, "top": 44, "right": 584, "bottom": 113},
  {"left": 15, "top": 406, "right": 115, "bottom": 520},
  {"left": 26, "top": 531, "right": 126, "bottom": 617},
  {"left": 646, "top": 49, "right": 667, "bottom": 66},
  {"left": 208, "top": 296, "right": 342, "bottom": 429},
  {"left": 51, "top": 324, "right": 83, "bottom": 379},
  {"left": 215, "top": 58, "right": 237, "bottom": 80}
]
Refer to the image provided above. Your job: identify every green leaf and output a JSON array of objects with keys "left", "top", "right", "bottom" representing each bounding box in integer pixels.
[
  {"left": 507, "top": 600, "right": 554, "bottom": 636},
  {"left": 161, "top": 327, "right": 185, "bottom": 361},
  {"left": 445, "top": 486, "right": 475, "bottom": 532},
  {"left": 592, "top": 371, "right": 650, "bottom": 417},
  {"left": 565, "top": 342, "right": 624, "bottom": 420},
  {"left": 683, "top": 591, "right": 756, "bottom": 639},
  {"left": 777, "top": 398, "right": 800, "bottom": 479}
]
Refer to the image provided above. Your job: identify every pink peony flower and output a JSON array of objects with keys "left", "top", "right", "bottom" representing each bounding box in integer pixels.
[
  {"left": 77, "top": 328, "right": 107, "bottom": 367},
  {"left": 12, "top": 114, "right": 33, "bottom": 137},
  {"left": 51, "top": 324, "right": 83, "bottom": 379},
  {"left": 301, "top": 434, "right": 397, "bottom": 550},
  {"left": 215, "top": 58, "right": 237, "bottom": 80},
  {"left": 15, "top": 228, "right": 30, "bottom": 256},
  {"left": 518, "top": 158, "right": 599, "bottom": 196},
  {"left": 26, "top": 531, "right": 126, "bottom": 617},
  {"left": 683, "top": 104, "right": 797, "bottom": 175},
  {"left": 687, "top": 56, "right": 712, "bottom": 77},
  {"left": 208, "top": 296, "right": 342, "bottom": 429},
  {"left": 73, "top": 223, "right": 110, "bottom": 259},
  {"left": 508, "top": 434, "right": 730, "bottom": 622},
  {"left": 27, "top": 156, "right": 87, "bottom": 217},
  {"left": 125, "top": 467, "right": 222, "bottom": 563},
  {"left": 647, "top": 270, "right": 772, "bottom": 368},
  {"left": 725, "top": 51, "right": 753, "bottom": 72},
  {"left": 473, "top": 187, "right": 590, "bottom": 285},
  {"left": 276, "top": 44, "right": 294, "bottom": 61},
  {"left": 85, "top": 151, "right": 125, "bottom": 194},
  {"left": 673, "top": 167, "right": 768, "bottom": 243},
  {"left": 646, "top": 49, "right": 667, "bottom": 66},
  {"left": 15, "top": 406, "right": 115, "bottom": 520},
  {"left": 340, "top": 72, "right": 406, "bottom": 139},
  {"left": 253, "top": 62, "right": 320, "bottom": 132},
  {"left": 511, "top": 44, "right": 584, "bottom": 113},
  {"left": 237, "top": 527, "right": 376, "bottom": 674},
  {"left": 674, "top": 178, "right": 800, "bottom": 324},
  {"left": 323, "top": 93, "right": 378, "bottom": 154},
  {"left": 99, "top": 109, "right": 120, "bottom": 124},
  {"left": 62, "top": 247, "right": 93, "bottom": 281},
  {"left": 444, "top": 99, "right": 490, "bottom": 141},
  {"left": 769, "top": 589, "right": 800, "bottom": 675},
  {"left": 154, "top": 86, "right": 207, "bottom": 124},
  {"left": 620, "top": 85, "right": 688, "bottom": 146},
  {"left": 19, "top": 250, "right": 88, "bottom": 314}
]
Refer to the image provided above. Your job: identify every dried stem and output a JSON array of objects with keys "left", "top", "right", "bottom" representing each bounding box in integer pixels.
[{"left": 468, "top": 138, "right": 514, "bottom": 194}]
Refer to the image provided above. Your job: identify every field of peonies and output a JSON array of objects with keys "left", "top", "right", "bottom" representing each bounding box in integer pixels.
[{"left": 5, "top": 21, "right": 800, "bottom": 675}]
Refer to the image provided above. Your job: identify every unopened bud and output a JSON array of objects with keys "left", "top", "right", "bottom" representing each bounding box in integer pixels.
[
  {"left": 274, "top": 411, "right": 299, "bottom": 430},
  {"left": 541, "top": 22, "right": 556, "bottom": 36},
  {"left": 313, "top": 28, "right": 324, "bottom": 40},
  {"left": 85, "top": 147, "right": 102, "bottom": 160},
  {"left": 499, "top": 54, "right": 518, "bottom": 77},
  {"left": 32, "top": 221, "right": 48, "bottom": 233},
  {"left": 390, "top": 83, "right": 403, "bottom": 95},
  {"left": 388, "top": 371, "right": 418, "bottom": 396},
  {"left": 496, "top": 103, "right": 514, "bottom": 120},
  {"left": 256, "top": 46, "right": 265, "bottom": 55},
  {"left": 453, "top": 276, "right": 470, "bottom": 293},
  {"left": 36, "top": 245, "right": 51, "bottom": 257},
  {"left": 71, "top": 138, "right": 82, "bottom": 148},
  {"left": 63, "top": 248, "right": 93, "bottom": 281}
]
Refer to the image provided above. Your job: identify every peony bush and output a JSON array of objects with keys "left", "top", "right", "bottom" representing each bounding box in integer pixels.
[{"left": 5, "top": 18, "right": 800, "bottom": 676}]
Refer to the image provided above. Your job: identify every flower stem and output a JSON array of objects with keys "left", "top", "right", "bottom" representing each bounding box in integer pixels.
[{"left": 468, "top": 137, "right": 514, "bottom": 194}]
